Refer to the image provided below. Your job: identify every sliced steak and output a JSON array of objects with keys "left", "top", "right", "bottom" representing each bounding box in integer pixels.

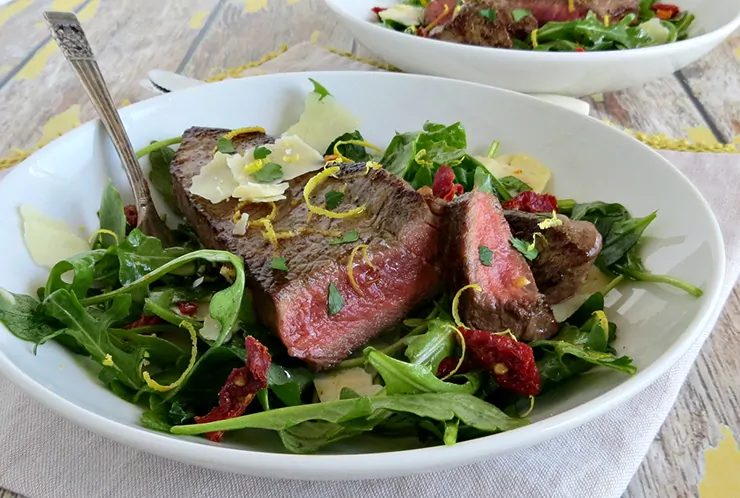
[
  {"left": 444, "top": 191, "right": 558, "bottom": 342},
  {"left": 512, "top": 0, "right": 638, "bottom": 24},
  {"left": 171, "top": 127, "right": 442, "bottom": 369},
  {"left": 505, "top": 210, "right": 603, "bottom": 305},
  {"left": 431, "top": 1, "right": 531, "bottom": 49}
]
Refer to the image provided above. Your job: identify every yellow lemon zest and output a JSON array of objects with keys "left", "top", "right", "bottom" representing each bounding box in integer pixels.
[
  {"left": 493, "top": 329, "right": 518, "bottom": 342},
  {"left": 347, "top": 244, "right": 376, "bottom": 294},
  {"left": 248, "top": 201, "right": 277, "bottom": 227},
  {"left": 304, "top": 166, "right": 366, "bottom": 219},
  {"left": 538, "top": 211, "right": 563, "bottom": 230},
  {"left": 364, "top": 161, "right": 383, "bottom": 174},
  {"left": 527, "top": 232, "right": 546, "bottom": 252},
  {"left": 439, "top": 324, "right": 466, "bottom": 381},
  {"left": 232, "top": 200, "right": 250, "bottom": 223},
  {"left": 568, "top": 0, "right": 575, "bottom": 12},
  {"left": 452, "top": 284, "right": 482, "bottom": 328},
  {"left": 212, "top": 126, "right": 266, "bottom": 153},
  {"left": 102, "top": 354, "right": 114, "bottom": 367},
  {"left": 420, "top": 0, "right": 428, "bottom": 6},
  {"left": 592, "top": 310, "right": 609, "bottom": 341},
  {"left": 521, "top": 396, "right": 536, "bottom": 417},
  {"left": 332, "top": 139, "right": 383, "bottom": 165},
  {"left": 532, "top": 29, "right": 539, "bottom": 47},
  {"left": 274, "top": 229, "right": 300, "bottom": 239},
  {"left": 220, "top": 264, "right": 236, "bottom": 283},
  {"left": 514, "top": 276, "right": 530, "bottom": 288},
  {"left": 244, "top": 158, "right": 265, "bottom": 174},
  {"left": 260, "top": 219, "right": 278, "bottom": 247},
  {"left": 604, "top": 14, "right": 610, "bottom": 26},
  {"left": 414, "top": 149, "right": 434, "bottom": 167},
  {"left": 88, "top": 228, "right": 119, "bottom": 246},
  {"left": 142, "top": 321, "right": 198, "bottom": 392}
]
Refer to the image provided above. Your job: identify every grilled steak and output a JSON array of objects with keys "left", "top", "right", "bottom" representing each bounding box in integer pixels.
[
  {"left": 171, "top": 127, "right": 442, "bottom": 369},
  {"left": 444, "top": 191, "right": 558, "bottom": 342},
  {"left": 519, "top": 0, "right": 639, "bottom": 24},
  {"left": 505, "top": 210, "right": 602, "bottom": 305}
]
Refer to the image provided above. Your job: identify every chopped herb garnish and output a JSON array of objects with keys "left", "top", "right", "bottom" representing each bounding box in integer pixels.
[
  {"left": 500, "top": 176, "right": 533, "bottom": 194},
  {"left": 253, "top": 146, "right": 271, "bottom": 160},
  {"left": 325, "top": 191, "right": 344, "bottom": 210},
  {"left": 251, "top": 162, "right": 283, "bottom": 183},
  {"left": 270, "top": 257, "right": 289, "bottom": 271},
  {"left": 328, "top": 231, "right": 360, "bottom": 245},
  {"left": 512, "top": 8, "right": 531, "bottom": 22},
  {"left": 309, "top": 78, "right": 331, "bottom": 101},
  {"left": 479, "top": 9, "right": 497, "bottom": 23},
  {"left": 328, "top": 283, "right": 344, "bottom": 315},
  {"left": 479, "top": 245, "right": 494, "bottom": 267},
  {"left": 510, "top": 237, "right": 538, "bottom": 261},
  {"left": 217, "top": 137, "right": 236, "bottom": 154}
]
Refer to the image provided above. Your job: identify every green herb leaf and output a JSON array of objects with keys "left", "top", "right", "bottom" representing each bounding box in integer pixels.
[
  {"left": 45, "top": 250, "right": 106, "bottom": 300},
  {"left": 148, "top": 144, "right": 179, "bottom": 212},
  {"left": 443, "top": 418, "right": 459, "bottom": 445},
  {"left": 599, "top": 212, "right": 657, "bottom": 267},
  {"left": 309, "top": 78, "right": 331, "bottom": 101},
  {"left": 0, "top": 290, "right": 62, "bottom": 347},
  {"left": 479, "top": 8, "right": 497, "bottom": 22},
  {"left": 325, "top": 131, "right": 372, "bottom": 162},
  {"left": 324, "top": 191, "right": 344, "bottom": 210},
  {"left": 500, "top": 176, "right": 533, "bottom": 194},
  {"left": 217, "top": 136, "right": 236, "bottom": 154},
  {"left": 253, "top": 146, "right": 272, "bottom": 160},
  {"left": 97, "top": 180, "right": 126, "bottom": 248},
  {"left": 268, "top": 364, "right": 314, "bottom": 406},
  {"left": 478, "top": 245, "right": 494, "bottom": 266},
  {"left": 462, "top": 155, "right": 512, "bottom": 201},
  {"left": 328, "top": 231, "right": 360, "bottom": 245},
  {"left": 403, "top": 319, "right": 456, "bottom": 372},
  {"left": 251, "top": 162, "right": 283, "bottom": 183},
  {"left": 512, "top": 8, "right": 531, "bottom": 22},
  {"left": 270, "top": 257, "right": 289, "bottom": 271},
  {"left": 327, "top": 283, "right": 344, "bottom": 316},
  {"left": 140, "top": 401, "right": 172, "bottom": 432},
  {"left": 510, "top": 237, "right": 538, "bottom": 261},
  {"left": 116, "top": 229, "right": 191, "bottom": 286}
]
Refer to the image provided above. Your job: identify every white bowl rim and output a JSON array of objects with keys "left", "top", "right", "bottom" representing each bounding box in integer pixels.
[
  {"left": 325, "top": 0, "right": 740, "bottom": 62},
  {"left": 0, "top": 70, "right": 727, "bottom": 479}
]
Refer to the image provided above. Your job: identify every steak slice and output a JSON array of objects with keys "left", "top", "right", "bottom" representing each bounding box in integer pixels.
[
  {"left": 512, "top": 0, "right": 638, "bottom": 24},
  {"left": 505, "top": 210, "right": 603, "bottom": 305},
  {"left": 431, "top": 1, "right": 535, "bottom": 49},
  {"left": 444, "top": 191, "right": 558, "bottom": 342},
  {"left": 171, "top": 127, "right": 442, "bottom": 369}
]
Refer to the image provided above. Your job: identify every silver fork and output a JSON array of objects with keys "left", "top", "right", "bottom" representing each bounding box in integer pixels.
[{"left": 43, "top": 11, "right": 173, "bottom": 245}]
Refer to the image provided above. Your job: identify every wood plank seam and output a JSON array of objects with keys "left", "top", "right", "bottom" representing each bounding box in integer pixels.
[
  {"left": 176, "top": 0, "right": 226, "bottom": 74},
  {"left": 0, "top": 0, "right": 95, "bottom": 91},
  {"left": 674, "top": 71, "right": 730, "bottom": 143}
]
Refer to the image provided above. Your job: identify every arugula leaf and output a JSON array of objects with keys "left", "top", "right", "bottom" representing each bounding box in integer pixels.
[
  {"left": 168, "top": 401, "right": 195, "bottom": 424},
  {"left": 443, "top": 418, "right": 459, "bottom": 445},
  {"left": 144, "top": 296, "right": 200, "bottom": 329},
  {"left": 365, "top": 347, "right": 478, "bottom": 395},
  {"left": 535, "top": 12, "right": 653, "bottom": 51},
  {"left": 328, "top": 231, "right": 359, "bottom": 245},
  {"left": 148, "top": 144, "right": 178, "bottom": 211},
  {"left": 564, "top": 292, "right": 605, "bottom": 327},
  {"left": 324, "top": 191, "right": 344, "bottom": 210},
  {"left": 45, "top": 249, "right": 106, "bottom": 300},
  {"left": 140, "top": 400, "right": 172, "bottom": 432},
  {"left": 512, "top": 8, "right": 531, "bottom": 22},
  {"left": 97, "top": 180, "right": 126, "bottom": 248},
  {"left": 278, "top": 420, "right": 367, "bottom": 454},
  {"left": 479, "top": 245, "right": 494, "bottom": 267},
  {"left": 462, "top": 155, "right": 512, "bottom": 201},
  {"left": 500, "top": 175, "right": 533, "bottom": 194},
  {"left": 598, "top": 212, "right": 657, "bottom": 268},
  {"left": 253, "top": 146, "right": 271, "bottom": 160},
  {"left": 217, "top": 137, "right": 236, "bottom": 154},
  {"left": 510, "top": 237, "right": 538, "bottom": 261},
  {"left": 268, "top": 364, "right": 314, "bottom": 406},
  {"left": 309, "top": 78, "right": 331, "bottom": 101},
  {"left": 411, "top": 165, "right": 434, "bottom": 190},
  {"left": 327, "top": 283, "right": 344, "bottom": 316},
  {"left": 325, "top": 131, "right": 372, "bottom": 162},
  {"left": 116, "top": 229, "right": 190, "bottom": 286},
  {"left": 43, "top": 290, "right": 144, "bottom": 389},
  {"left": 111, "top": 327, "right": 186, "bottom": 364},
  {"left": 403, "top": 319, "right": 456, "bottom": 372},
  {"left": 251, "top": 162, "right": 283, "bottom": 183},
  {"left": 0, "top": 290, "right": 61, "bottom": 347},
  {"left": 479, "top": 9, "right": 497, "bottom": 22},
  {"left": 171, "top": 392, "right": 528, "bottom": 439},
  {"left": 638, "top": 0, "right": 656, "bottom": 20},
  {"left": 270, "top": 257, "right": 289, "bottom": 271}
]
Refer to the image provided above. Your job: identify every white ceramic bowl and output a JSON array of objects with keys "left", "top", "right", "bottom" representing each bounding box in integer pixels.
[
  {"left": 325, "top": 0, "right": 740, "bottom": 96},
  {"left": 0, "top": 72, "right": 725, "bottom": 479}
]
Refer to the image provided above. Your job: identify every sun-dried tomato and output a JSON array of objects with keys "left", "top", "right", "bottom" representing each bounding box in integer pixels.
[
  {"left": 652, "top": 3, "right": 680, "bottom": 19},
  {"left": 124, "top": 205, "right": 138, "bottom": 234},
  {"left": 124, "top": 314, "right": 164, "bottom": 330},
  {"left": 502, "top": 190, "right": 558, "bottom": 213},
  {"left": 432, "top": 165, "right": 464, "bottom": 201},
  {"left": 436, "top": 356, "right": 473, "bottom": 379},
  {"left": 371, "top": 6, "right": 386, "bottom": 16},
  {"left": 575, "top": 47, "right": 585, "bottom": 52},
  {"left": 195, "top": 336, "right": 271, "bottom": 442},
  {"left": 460, "top": 329, "right": 541, "bottom": 396},
  {"left": 177, "top": 301, "right": 199, "bottom": 316}
]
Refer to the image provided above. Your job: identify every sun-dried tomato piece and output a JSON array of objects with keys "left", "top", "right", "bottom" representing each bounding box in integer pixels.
[
  {"left": 461, "top": 329, "right": 541, "bottom": 396},
  {"left": 371, "top": 6, "right": 386, "bottom": 16},
  {"left": 436, "top": 356, "right": 473, "bottom": 379},
  {"left": 124, "top": 314, "right": 164, "bottom": 330},
  {"left": 195, "top": 336, "right": 271, "bottom": 442},
  {"left": 652, "top": 3, "right": 680, "bottom": 19},
  {"left": 177, "top": 301, "right": 199, "bottom": 316},
  {"left": 124, "top": 205, "right": 138, "bottom": 234},
  {"left": 575, "top": 47, "right": 585, "bottom": 52},
  {"left": 502, "top": 190, "right": 558, "bottom": 213},
  {"left": 432, "top": 165, "right": 464, "bottom": 201}
]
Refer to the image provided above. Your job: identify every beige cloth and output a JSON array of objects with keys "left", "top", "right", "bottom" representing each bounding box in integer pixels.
[{"left": 0, "top": 43, "right": 738, "bottom": 498}]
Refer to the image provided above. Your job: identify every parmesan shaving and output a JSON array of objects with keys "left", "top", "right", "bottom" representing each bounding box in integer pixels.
[
  {"left": 233, "top": 213, "right": 250, "bottom": 235},
  {"left": 20, "top": 204, "right": 89, "bottom": 268},
  {"left": 283, "top": 91, "right": 362, "bottom": 153},
  {"left": 189, "top": 152, "right": 239, "bottom": 203}
]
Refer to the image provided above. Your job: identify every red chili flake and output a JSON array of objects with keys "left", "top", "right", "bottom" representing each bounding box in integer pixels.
[
  {"left": 502, "top": 190, "right": 558, "bottom": 213},
  {"left": 124, "top": 314, "right": 164, "bottom": 330},
  {"left": 432, "top": 165, "right": 464, "bottom": 201},
  {"left": 371, "top": 6, "right": 386, "bottom": 16},
  {"left": 194, "top": 336, "right": 271, "bottom": 442},
  {"left": 124, "top": 205, "right": 138, "bottom": 234},
  {"left": 177, "top": 301, "right": 199, "bottom": 316},
  {"left": 651, "top": 3, "right": 680, "bottom": 20},
  {"left": 460, "top": 329, "right": 541, "bottom": 396}
]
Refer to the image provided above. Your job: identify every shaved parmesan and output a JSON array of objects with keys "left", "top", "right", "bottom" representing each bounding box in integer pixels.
[
  {"left": 640, "top": 18, "right": 671, "bottom": 45},
  {"left": 189, "top": 152, "right": 239, "bottom": 203},
  {"left": 475, "top": 154, "right": 552, "bottom": 193},
  {"left": 233, "top": 213, "right": 249, "bottom": 235},
  {"left": 314, "top": 367, "right": 382, "bottom": 403},
  {"left": 269, "top": 135, "right": 324, "bottom": 180},
  {"left": 233, "top": 182, "right": 288, "bottom": 202},
  {"left": 20, "top": 204, "right": 89, "bottom": 268},
  {"left": 378, "top": 4, "right": 424, "bottom": 26},
  {"left": 284, "top": 91, "right": 361, "bottom": 153}
]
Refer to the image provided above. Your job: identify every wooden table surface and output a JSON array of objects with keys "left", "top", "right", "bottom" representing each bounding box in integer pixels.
[{"left": 0, "top": 1, "right": 738, "bottom": 497}]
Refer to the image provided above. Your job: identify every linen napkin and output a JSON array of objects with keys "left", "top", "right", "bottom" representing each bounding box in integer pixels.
[{"left": 0, "top": 45, "right": 738, "bottom": 498}]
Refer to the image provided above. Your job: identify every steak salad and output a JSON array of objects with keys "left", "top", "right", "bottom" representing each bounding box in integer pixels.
[
  {"left": 0, "top": 79, "right": 703, "bottom": 453},
  {"left": 374, "top": 0, "right": 695, "bottom": 51}
]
